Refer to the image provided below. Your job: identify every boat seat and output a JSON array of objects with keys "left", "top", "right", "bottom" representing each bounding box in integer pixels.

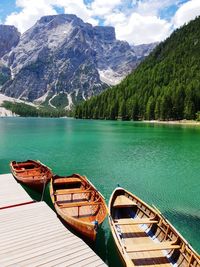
[
  {"left": 113, "top": 195, "right": 137, "bottom": 208},
  {"left": 114, "top": 218, "right": 158, "bottom": 225},
  {"left": 55, "top": 189, "right": 93, "bottom": 195},
  {"left": 57, "top": 201, "right": 102, "bottom": 208},
  {"left": 54, "top": 177, "right": 81, "bottom": 184},
  {"left": 126, "top": 241, "right": 180, "bottom": 253}
]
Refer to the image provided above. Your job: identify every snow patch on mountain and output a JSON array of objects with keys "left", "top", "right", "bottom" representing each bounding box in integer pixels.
[
  {"left": 98, "top": 68, "right": 123, "bottom": 86},
  {"left": 48, "top": 94, "right": 57, "bottom": 108},
  {"left": 34, "top": 91, "right": 49, "bottom": 104},
  {"left": 0, "top": 93, "right": 36, "bottom": 107},
  {"left": 65, "top": 92, "right": 73, "bottom": 110}
]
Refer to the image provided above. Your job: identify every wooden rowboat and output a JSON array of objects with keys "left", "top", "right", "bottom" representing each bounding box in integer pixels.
[
  {"left": 108, "top": 187, "right": 200, "bottom": 267},
  {"left": 50, "top": 174, "right": 107, "bottom": 241},
  {"left": 10, "top": 160, "right": 53, "bottom": 192}
]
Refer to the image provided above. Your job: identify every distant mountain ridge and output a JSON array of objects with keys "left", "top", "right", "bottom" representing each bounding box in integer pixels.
[
  {"left": 75, "top": 16, "right": 200, "bottom": 121},
  {"left": 0, "top": 14, "right": 156, "bottom": 109}
]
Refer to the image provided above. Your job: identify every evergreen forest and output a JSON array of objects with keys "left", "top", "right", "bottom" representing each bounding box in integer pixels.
[
  {"left": 75, "top": 16, "right": 200, "bottom": 121},
  {"left": 2, "top": 101, "right": 69, "bottom": 117}
]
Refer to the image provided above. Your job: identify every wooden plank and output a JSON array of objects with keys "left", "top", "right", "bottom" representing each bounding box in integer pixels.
[
  {"left": 46, "top": 249, "right": 97, "bottom": 267},
  {"left": 54, "top": 177, "right": 81, "bottom": 184},
  {"left": 76, "top": 257, "right": 105, "bottom": 267},
  {"left": 113, "top": 195, "right": 137, "bottom": 207},
  {"left": 0, "top": 208, "right": 53, "bottom": 223},
  {"left": 86, "top": 259, "right": 108, "bottom": 267},
  {"left": 0, "top": 233, "right": 75, "bottom": 258},
  {"left": 0, "top": 204, "right": 51, "bottom": 220},
  {"left": 126, "top": 241, "right": 180, "bottom": 253},
  {"left": 0, "top": 173, "right": 32, "bottom": 208},
  {"left": 37, "top": 247, "right": 93, "bottom": 267},
  {"left": 115, "top": 218, "right": 158, "bottom": 225},
  {"left": 0, "top": 220, "right": 64, "bottom": 242},
  {"left": 0, "top": 229, "right": 66, "bottom": 249},
  {"left": 67, "top": 254, "right": 101, "bottom": 267},
  {"left": 20, "top": 242, "right": 86, "bottom": 266},
  {"left": 0, "top": 236, "right": 80, "bottom": 265},
  {"left": 55, "top": 189, "right": 93, "bottom": 195},
  {"left": 0, "top": 216, "right": 58, "bottom": 236},
  {"left": 57, "top": 201, "right": 102, "bottom": 207}
]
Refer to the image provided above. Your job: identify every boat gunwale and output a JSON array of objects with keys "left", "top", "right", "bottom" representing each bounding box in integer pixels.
[
  {"left": 10, "top": 160, "right": 52, "bottom": 174},
  {"left": 52, "top": 173, "right": 105, "bottom": 199}
]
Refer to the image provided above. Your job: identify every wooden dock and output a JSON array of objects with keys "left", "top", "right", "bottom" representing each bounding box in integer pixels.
[
  {"left": 0, "top": 174, "right": 107, "bottom": 267},
  {"left": 0, "top": 173, "right": 33, "bottom": 209}
]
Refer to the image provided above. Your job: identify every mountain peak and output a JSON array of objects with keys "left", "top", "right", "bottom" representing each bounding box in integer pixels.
[{"left": 37, "top": 14, "right": 86, "bottom": 27}]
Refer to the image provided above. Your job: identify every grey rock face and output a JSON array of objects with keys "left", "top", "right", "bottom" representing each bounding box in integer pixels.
[
  {"left": 0, "top": 25, "right": 20, "bottom": 58},
  {"left": 1, "top": 14, "right": 156, "bottom": 106},
  {"left": 133, "top": 43, "right": 158, "bottom": 58}
]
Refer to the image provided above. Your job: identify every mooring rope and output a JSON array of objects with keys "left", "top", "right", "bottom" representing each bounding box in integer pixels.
[{"left": 41, "top": 175, "right": 46, "bottom": 201}]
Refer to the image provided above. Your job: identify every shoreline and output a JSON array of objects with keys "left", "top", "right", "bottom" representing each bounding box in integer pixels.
[
  {"left": 0, "top": 116, "right": 200, "bottom": 126},
  {"left": 142, "top": 120, "right": 200, "bottom": 126}
]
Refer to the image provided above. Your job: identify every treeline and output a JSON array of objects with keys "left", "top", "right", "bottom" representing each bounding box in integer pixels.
[
  {"left": 75, "top": 16, "right": 200, "bottom": 121},
  {"left": 2, "top": 101, "right": 69, "bottom": 117}
]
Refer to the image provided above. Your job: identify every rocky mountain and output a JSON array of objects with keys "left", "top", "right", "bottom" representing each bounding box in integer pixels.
[
  {"left": 0, "top": 25, "right": 20, "bottom": 87},
  {"left": 0, "top": 25, "right": 20, "bottom": 59},
  {"left": 133, "top": 43, "right": 159, "bottom": 58},
  {"left": 0, "top": 14, "right": 156, "bottom": 109}
]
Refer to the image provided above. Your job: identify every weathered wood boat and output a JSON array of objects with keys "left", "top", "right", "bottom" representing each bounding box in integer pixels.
[
  {"left": 50, "top": 174, "right": 107, "bottom": 241},
  {"left": 108, "top": 187, "right": 200, "bottom": 267},
  {"left": 10, "top": 160, "right": 53, "bottom": 192}
]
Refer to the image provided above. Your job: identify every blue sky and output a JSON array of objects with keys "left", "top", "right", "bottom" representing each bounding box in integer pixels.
[{"left": 1, "top": 0, "right": 200, "bottom": 44}]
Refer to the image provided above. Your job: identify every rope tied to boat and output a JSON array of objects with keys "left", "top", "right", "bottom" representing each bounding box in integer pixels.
[
  {"left": 92, "top": 220, "right": 99, "bottom": 231},
  {"left": 41, "top": 174, "right": 46, "bottom": 201}
]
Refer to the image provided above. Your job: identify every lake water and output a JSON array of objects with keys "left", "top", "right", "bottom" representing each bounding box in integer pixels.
[{"left": 0, "top": 118, "right": 199, "bottom": 265}]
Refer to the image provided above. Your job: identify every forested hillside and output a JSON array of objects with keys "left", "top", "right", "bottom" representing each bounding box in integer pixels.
[
  {"left": 75, "top": 16, "right": 200, "bottom": 120},
  {"left": 2, "top": 101, "right": 68, "bottom": 117}
]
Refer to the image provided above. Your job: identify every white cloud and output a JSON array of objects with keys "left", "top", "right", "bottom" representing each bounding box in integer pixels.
[
  {"left": 173, "top": 0, "right": 200, "bottom": 28},
  {"left": 3, "top": 0, "right": 200, "bottom": 45},
  {"left": 5, "top": 0, "right": 57, "bottom": 33},
  {"left": 111, "top": 13, "right": 172, "bottom": 45},
  {"left": 136, "top": 0, "right": 177, "bottom": 16},
  {"left": 90, "top": 0, "right": 122, "bottom": 16}
]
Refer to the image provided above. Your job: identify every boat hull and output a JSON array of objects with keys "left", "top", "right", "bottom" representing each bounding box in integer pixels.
[{"left": 54, "top": 203, "right": 96, "bottom": 241}]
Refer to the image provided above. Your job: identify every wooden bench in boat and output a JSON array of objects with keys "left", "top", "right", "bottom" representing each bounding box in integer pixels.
[
  {"left": 55, "top": 189, "right": 93, "bottom": 195},
  {"left": 113, "top": 195, "right": 137, "bottom": 208},
  {"left": 54, "top": 177, "right": 81, "bottom": 184},
  {"left": 126, "top": 241, "right": 180, "bottom": 253},
  {"left": 114, "top": 218, "right": 158, "bottom": 225},
  {"left": 57, "top": 201, "right": 102, "bottom": 208}
]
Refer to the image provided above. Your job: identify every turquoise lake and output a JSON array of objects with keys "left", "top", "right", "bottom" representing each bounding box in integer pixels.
[{"left": 0, "top": 118, "right": 199, "bottom": 266}]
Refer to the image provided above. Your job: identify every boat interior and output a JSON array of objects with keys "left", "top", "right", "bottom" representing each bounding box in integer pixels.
[
  {"left": 12, "top": 161, "right": 40, "bottom": 171},
  {"left": 53, "top": 175, "right": 106, "bottom": 223},
  {"left": 111, "top": 189, "right": 200, "bottom": 267}
]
